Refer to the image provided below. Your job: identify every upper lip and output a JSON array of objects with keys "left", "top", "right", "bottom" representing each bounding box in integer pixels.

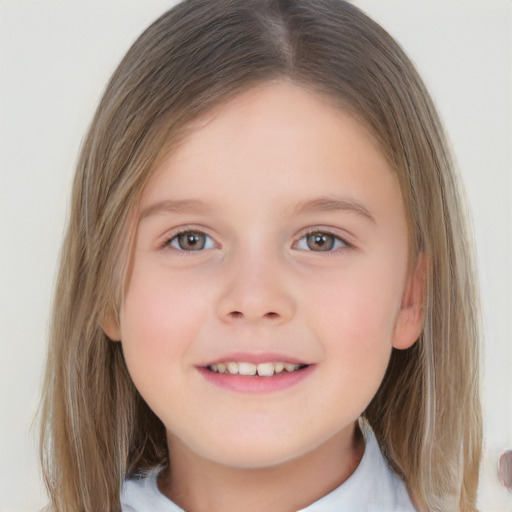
[{"left": 200, "top": 352, "right": 311, "bottom": 367}]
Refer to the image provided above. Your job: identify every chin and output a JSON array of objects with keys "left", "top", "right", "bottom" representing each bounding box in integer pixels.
[
  {"left": 206, "top": 448, "right": 303, "bottom": 470},
  {"left": 192, "top": 430, "right": 333, "bottom": 470}
]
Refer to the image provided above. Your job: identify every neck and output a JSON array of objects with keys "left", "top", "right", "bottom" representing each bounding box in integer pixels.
[{"left": 158, "top": 423, "right": 364, "bottom": 512}]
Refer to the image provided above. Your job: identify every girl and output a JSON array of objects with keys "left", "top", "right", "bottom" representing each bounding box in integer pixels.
[{"left": 38, "top": 1, "right": 482, "bottom": 511}]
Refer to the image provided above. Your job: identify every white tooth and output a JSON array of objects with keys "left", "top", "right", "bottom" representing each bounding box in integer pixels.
[
  {"left": 226, "top": 362, "right": 239, "bottom": 374},
  {"left": 209, "top": 364, "right": 218, "bottom": 372},
  {"left": 284, "top": 363, "right": 300, "bottom": 372},
  {"left": 216, "top": 362, "right": 227, "bottom": 374},
  {"left": 238, "top": 362, "right": 257, "bottom": 376},
  {"left": 274, "top": 362, "right": 285, "bottom": 374},
  {"left": 257, "top": 362, "right": 275, "bottom": 377}
]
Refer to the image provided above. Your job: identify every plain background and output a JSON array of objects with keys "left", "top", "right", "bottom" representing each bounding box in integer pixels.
[{"left": 0, "top": 1, "right": 510, "bottom": 510}]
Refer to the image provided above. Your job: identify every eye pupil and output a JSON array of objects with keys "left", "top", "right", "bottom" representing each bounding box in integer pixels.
[
  {"left": 178, "top": 232, "right": 205, "bottom": 250},
  {"left": 307, "top": 233, "right": 335, "bottom": 251}
]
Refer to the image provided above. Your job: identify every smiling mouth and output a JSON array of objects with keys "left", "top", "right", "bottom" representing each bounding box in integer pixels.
[{"left": 207, "top": 361, "right": 308, "bottom": 377}]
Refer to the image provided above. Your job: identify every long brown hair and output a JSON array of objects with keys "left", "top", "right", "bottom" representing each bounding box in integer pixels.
[{"left": 39, "top": 1, "right": 482, "bottom": 510}]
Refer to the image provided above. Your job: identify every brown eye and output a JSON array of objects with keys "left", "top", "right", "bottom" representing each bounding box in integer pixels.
[
  {"left": 295, "top": 231, "right": 346, "bottom": 252},
  {"left": 169, "top": 231, "right": 214, "bottom": 251},
  {"left": 306, "top": 233, "right": 335, "bottom": 251}
]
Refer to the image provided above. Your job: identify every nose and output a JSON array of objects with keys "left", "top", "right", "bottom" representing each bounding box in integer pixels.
[{"left": 215, "top": 247, "right": 296, "bottom": 325}]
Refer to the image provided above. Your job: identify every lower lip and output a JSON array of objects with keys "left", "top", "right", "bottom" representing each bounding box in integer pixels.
[{"left": 198, "top": 365, "right": 315, "bottom": 394}]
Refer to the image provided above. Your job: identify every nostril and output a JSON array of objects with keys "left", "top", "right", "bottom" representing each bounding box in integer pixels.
[{"left": 227, "top": 311, "right": 279, "bottom": 320}]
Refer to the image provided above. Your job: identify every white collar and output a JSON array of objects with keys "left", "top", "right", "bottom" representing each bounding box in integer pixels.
[
  {"left": 297, "top": 422, "right": 415, "bottom": 511},
  {"left": 121, "top": 423, "right": 415, "bottom": 512}
]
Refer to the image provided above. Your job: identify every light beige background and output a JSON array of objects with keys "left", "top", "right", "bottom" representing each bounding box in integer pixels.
[{"left": 0, "top": 1, "right": 510, "bottom": 510}]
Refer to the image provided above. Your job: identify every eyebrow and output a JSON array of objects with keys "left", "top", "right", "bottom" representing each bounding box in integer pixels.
[
  {"left": 291, "top": 196, "right": 376, "bottom": 223},
  {"left": 139, "top": 195, "right": 376, "bottom": 224},
  {"left": 139, "top": 199, "right": 211, "bottom": 221}
]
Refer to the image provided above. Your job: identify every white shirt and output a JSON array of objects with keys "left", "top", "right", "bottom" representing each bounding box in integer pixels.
[{"left": 121, "top": 427, "right": 416, "bottom": 512}]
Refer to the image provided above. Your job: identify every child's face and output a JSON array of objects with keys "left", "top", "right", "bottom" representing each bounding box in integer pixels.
[{"left": 107, "top": 82, "right": 422, "bottom": 470}]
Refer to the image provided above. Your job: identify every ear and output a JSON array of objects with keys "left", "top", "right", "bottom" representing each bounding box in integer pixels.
[
  {"left": 103, "top": 314, "right": 122, "bottom": 342},
  {"left": 392, "top": 252, "right": 428, "bottom": 350}
]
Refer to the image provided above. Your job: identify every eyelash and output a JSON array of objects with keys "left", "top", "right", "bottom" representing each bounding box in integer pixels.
[
  {"left": 293, "top": 230, "right": 350, "bottom": 253},
  {"left": 162, "top": 228, "right": 216, "bottom": 252},
  {"left": 161, "top": 228, "right": 350, "bottom": 254}
]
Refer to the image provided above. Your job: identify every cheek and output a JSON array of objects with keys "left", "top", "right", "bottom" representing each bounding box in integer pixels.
[
  {"left": 303, "top": 253, "right": 405, "bottom": 394},
  {"left": 119, "top": 265, "right": 205, "bottom": 387},
  {"left": 309, "top": 261, "right": 403, "bottom": 343}
]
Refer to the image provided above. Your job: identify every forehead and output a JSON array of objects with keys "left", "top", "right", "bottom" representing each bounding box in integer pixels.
[
  {"left": 141, "top": 81, "right": 399, "bottom": 210},
  {"left": 138, "top": 82, "right": 406, "bottom": 239}
]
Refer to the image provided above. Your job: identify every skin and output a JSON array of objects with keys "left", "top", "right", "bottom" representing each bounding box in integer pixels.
[{"left": 105, "top": 81, "right": 424, "bottom": 512}]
